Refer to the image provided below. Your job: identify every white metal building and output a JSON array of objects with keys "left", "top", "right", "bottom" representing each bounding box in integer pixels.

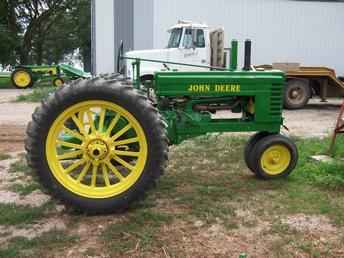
[{"left": 91, "top": 0, "right": 344, "bottom": 75}]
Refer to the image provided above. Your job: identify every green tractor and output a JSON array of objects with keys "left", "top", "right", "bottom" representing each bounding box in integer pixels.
[
  {"left": 11, "top": 64, "right": 89, "bottom": 89},
  {"left": 25, "top": 40, "right": 298, "bottom": 213}
]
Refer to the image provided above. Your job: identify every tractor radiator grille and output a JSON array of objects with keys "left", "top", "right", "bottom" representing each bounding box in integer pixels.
[{"left": 269, "top": 85, "right": 283, "bottom": 117}]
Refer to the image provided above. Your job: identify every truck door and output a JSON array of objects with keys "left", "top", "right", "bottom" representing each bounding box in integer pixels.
[
  {"left": 179, "top": 28, "right": 208, "bottom": 70},
  {"left": 192, "top": 29, "right": 208, "bottom": 67}
]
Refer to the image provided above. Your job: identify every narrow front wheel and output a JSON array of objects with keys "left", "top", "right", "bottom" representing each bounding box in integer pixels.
[
  {"left": 251, "top": 135, "right": 298, "bottom": 179},
  {"left": 244, "top": 132, "right": 271, "bottom": 174},
  {"left": 53, "top": 77, "right": 64, "bottom": 87}
]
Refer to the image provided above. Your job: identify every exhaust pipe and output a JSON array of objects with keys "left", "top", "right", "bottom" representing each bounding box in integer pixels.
[
  {"left": 243, "top": 39, "right": 252, "bottom": 71},
  {"left": 230, "top": 40, "right": 238, "bottom": 71}
]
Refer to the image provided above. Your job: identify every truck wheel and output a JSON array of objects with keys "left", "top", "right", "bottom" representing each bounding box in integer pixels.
[
  {"left": 251, "top": 134, "right": 298, "bottom": 179},
  {"left": 25, "top": 76, "right": 168, "bottom": 214},
  {"left": 284, "top": 79, "right": 311, "bottom": 109},
  {"left": 53, "top": 78, "right": 64, "bottom": 87},
  {"left": 244, "top": 132, "right": 270, "bottom": 174},
  {"left": 11, "top": 68, "right": 34, "bottom": 89}
]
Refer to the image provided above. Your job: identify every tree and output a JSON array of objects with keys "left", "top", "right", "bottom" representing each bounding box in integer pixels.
[
  {"left": 0, "top": 0, "right": 91, "bottom": 70},
  {"left": 73, "top": 0, "right": 91, "bottom": 72},
  {"left": 0, "top": 0, "right": 21, "bottom": 67}
]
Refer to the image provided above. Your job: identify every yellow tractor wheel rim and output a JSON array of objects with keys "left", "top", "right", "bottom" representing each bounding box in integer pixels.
[
  {"left": 13, "top": 71, "right": 31, "bottom": 88},
  {"left": 46, "top": 100, "right": 148, "bottom": 199},
  {"left": 54, "top": 79, "right": 64, "bottom": 87},
  {"left": 260, "top": 145, "right": 291, "bottom": 175}
]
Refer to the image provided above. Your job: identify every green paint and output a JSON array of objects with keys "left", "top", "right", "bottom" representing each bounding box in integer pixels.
[
  {"left": 154, "top": 70, "right": 284, "bottom": 144},
  {"left": 125, "top": 42, "right": 285, "bottom": 145},
  {"left": 230, "top": 40, "right": 238, "bottom": 71}
]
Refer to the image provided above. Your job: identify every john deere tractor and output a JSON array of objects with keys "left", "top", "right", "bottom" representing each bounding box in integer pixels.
[
  {"left": 25, "top": 40, "right": 298, "bottom": 213},
  {"left": 11, "top": 64, "right": 89, "bottom": 89}
]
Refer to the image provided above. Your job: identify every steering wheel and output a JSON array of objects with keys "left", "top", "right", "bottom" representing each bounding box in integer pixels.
[{"left": 117, "top": 41, "right": 125, "bottom": 74}]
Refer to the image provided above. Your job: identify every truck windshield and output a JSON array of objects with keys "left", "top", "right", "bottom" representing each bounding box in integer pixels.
[{"left": 167, "top": 28, "right": 183, "bottom": 48}]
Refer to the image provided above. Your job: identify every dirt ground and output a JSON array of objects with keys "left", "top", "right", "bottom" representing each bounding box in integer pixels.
[
  {"left": 0, "top": 89, "right": 340, "bottom": 153},
  {"left": 0, "top": 89, "right": 341, "bottom": 153},
  {"left": 0, "top": 90, "right": 38, "bottom": 152},
  {"left": 283, "top": 99, "right": 342, "bottom": 138},
  {"left": 0, "top": 89, "right": 343, "bottom": 257}
]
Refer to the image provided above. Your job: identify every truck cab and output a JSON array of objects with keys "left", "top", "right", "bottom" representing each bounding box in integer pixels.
[{"left": 125, "top": 21, "right": 226, "bottom": 82}]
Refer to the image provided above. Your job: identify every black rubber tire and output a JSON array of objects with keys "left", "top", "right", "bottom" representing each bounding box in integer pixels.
[
  {"left": 251, "top": 134, "right": 298, "bottom": 179},
  {"left": 25, "top": 76, "right": 169, "bottom": 214},
  {"left": 244, "top": 132, "right": 271, "bottom": 173},
  {"left": 284, "top": 79, "right": 311, "bottom": 110},
  {"left": 11, "top": 68, "right": 34, "bottom": 89},
  {"left": 53, "top": 78, "right": 64, "bottom": 87}
]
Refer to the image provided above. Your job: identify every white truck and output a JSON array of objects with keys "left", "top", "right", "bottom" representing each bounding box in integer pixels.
[
  {"left": 124, "top": 21, "right": 344, "bottom": 109},
  {"left": 125, "top": 21, "right": 227, "bottom": 82}
]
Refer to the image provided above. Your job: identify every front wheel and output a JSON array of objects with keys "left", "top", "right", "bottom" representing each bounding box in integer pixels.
[
  {"left": 25, "top": 76, "right": 168, "bottom": 213},
  {"left": 244, "top": 132, "right": 271, "bottom": 174},
  {"left": 53, "top": 77, "right": 64, "bottom": 87},
  {"left": 251, "top": 134, "right": 298, "bottom": 179}
]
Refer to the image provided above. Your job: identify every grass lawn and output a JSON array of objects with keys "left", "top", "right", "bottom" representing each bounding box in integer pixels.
[
  {"left": 15, "top": 86, "right": 56, "bottom": 102},
  {"left": 0, "top": 135, "right": 344, "bottom": 257}
]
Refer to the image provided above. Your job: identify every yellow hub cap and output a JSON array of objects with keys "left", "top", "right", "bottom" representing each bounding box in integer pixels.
[
  {"left": 13, "top": 71, "right": 31, "bottom": 88},
  {"left": 260, "top": 145, "right": 291, "bottom": 175},
  {"left": 46, "top": 100, "right": 148, "bottom": 199},
  {"left": 87, "top": 140, "right": 108, "bottom": 160},
  {"left": 54, "top": 79, "right": 63, "bottom": 87}
]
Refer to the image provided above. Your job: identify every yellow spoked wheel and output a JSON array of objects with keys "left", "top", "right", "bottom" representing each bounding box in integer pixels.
[
  {"left": 11, "top": 68, "right": 33, "bottom": 89},
  {"left": 251, "top": 134, "right": 298, "bottom": 179},
  {"left": 46, "top": 100, "right": 148, "bottom": 199},
  {"left": 25, "top": 77, "right": 168, "bottom": 213},
  {"left": 53, "top": 78, "right": 64, "bottom": 87}
]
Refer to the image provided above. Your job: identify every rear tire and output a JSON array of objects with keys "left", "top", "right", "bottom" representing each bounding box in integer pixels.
[
  {"left": 251, "top": 134, "right": 298, "bottom": 179},
  {"left": 25, "top": 76, "right": 168, "bottom": 214},
  {"left": 11, "top": 68, "right": 34, "bottom": 89},
  {"left": 284, "top": 79, "right": 311, "bottom": 110}
]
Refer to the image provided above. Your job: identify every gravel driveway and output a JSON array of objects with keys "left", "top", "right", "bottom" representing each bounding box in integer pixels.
[
  {"left": 284, "top": 99, "right": 342, "bottom": 138},
  {"left": 0, "top": 89, "right": 342, "bottom": 151}
]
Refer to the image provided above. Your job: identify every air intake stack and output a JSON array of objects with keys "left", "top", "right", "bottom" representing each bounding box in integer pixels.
[{"left": 243, "top": 39, "right": 252, "bottom": 71}]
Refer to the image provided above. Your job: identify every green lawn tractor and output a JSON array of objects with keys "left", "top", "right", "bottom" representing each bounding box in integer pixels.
[
  {"left": 25, "top": 40, "right": 298, "bottom": 213},
  {"left": 11, "top": 64, "right": 90, "bottom": 89}
]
